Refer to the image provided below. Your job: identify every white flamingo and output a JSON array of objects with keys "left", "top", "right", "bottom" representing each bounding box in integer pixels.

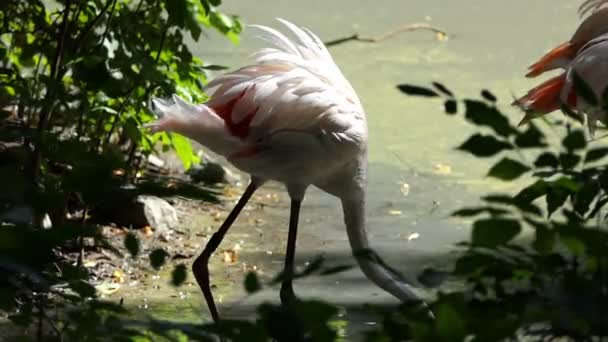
[{"left": 146, "top": 19, "right": 426, "bottom": 322}]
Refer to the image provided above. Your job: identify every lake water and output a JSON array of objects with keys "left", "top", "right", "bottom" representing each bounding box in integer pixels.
[{"left": 131, "top": 0, "right": 586, "bottom": 338}]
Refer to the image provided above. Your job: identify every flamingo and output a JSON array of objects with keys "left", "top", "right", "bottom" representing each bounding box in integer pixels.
[
  {"left": 146, "top": 19, "right": 426, "bottom": 322},
  {"left": 525, "top": 3, "right": 608, "bottom": 78},
  {"left": 515, "top": 32, "right": 608, "bottom": 134}
]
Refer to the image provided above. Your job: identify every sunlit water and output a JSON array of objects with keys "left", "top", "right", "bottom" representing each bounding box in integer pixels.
[{"left": 125, "top": 0, "right": 587, "bottom": 338}]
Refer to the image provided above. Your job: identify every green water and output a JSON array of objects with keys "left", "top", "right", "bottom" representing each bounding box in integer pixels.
[{"left": 121, "top": 1, "right": 588, "bottom": 338}]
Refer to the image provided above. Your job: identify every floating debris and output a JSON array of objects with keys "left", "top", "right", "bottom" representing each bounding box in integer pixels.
[
  {"left": 434, "top": 163, "right": 452, "bottom": 175},
  {"left": 387, "top": 209, "right": 403, "bottom": 216},
  {"left": 112, "top": 269, "right": 126, "bottom": 283},
  {"left": 95, "top": 282, "right": 121, "bottom": 295},
  {"left": 143, "top": 225, "right": 154, "bottom": 237},
  {"left": 407, "top": 232, "right": 420, "bottom": 241},
  {"left": 400, "top": 182, "right": 410, "bottom": 196}
]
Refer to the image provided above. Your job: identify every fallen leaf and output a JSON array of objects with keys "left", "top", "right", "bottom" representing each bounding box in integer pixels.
[
  {"left": 143, "top": 225, "right": 154, "bottom": 237},
  {"left": 222, "top": 249, "right": 238, "bottom": 263},
  {"left": 112, "top": 269, "right": 126, "bottom": 283},
  {"left": 83, "top": 260, "right": 97, "bottom": 268},
  {"left": 400, "top": 183, "right": 410, "bottom": 196},
  {"left": 95, "top": 282, "right": 121, "bottom": 295},
  {"left": 387, "top": 209, "right": 403, "bottom": 216}
]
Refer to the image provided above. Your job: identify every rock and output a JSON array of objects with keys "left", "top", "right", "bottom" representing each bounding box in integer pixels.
[
  {"left": 0, "top": 206, "right": 52, "bottom": 229},
  {"left": 187, "top": 154, "right": 240, "bottom": 185},
  {"left": 137, "top": 195, "right": 178, "bottom": 234},
  {"left": 95, "top": 194, "right": 178, "bottom": 235}
]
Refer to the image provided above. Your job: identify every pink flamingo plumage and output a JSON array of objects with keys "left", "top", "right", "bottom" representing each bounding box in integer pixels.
[{"left": 146, "top": 19, "right": 426, "bottom": 322}]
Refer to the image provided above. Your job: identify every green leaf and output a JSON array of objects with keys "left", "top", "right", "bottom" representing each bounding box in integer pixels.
[
  {"left": 172, "top": 264, "right": 188, "bottom": 286},
  {"left": 487, "top": 158, "right": 530, "bottom": 180},
  {"left": 472, "top": 218, "right": 521, "bottom": 248},
  {"left": 149, "top": 248, "right": 169, "bottom": 270},
  {"left": 533, "top": 226, "right": 555, "bottom": 254},
  {"left": 244, "top": 272, "right": 262, "bottom": 293},
  {"left": 170, "top": 133, "right": 199, "bottom": 170},
  {"left": 396, "top": 84, "right": 439, "bottom": 97},
  {"left": 562, "top": 130, "right": 587, "bottom": 150},
  {"left": 457, "top": 134, "right": 513, "bottom": 157},
  {"left": 124, "top": 232, "right": 140, "bottom": 258},
  {"left": 572, "top": 71, "right": 598, "bottom": 106},
  {"left": 436, "top": 302, "right": 466, "bottom": 342}
]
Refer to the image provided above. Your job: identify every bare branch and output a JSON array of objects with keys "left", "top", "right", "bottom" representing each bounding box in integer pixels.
[{"left": 324, "top": 23, "right": 448, "bottom": 47}]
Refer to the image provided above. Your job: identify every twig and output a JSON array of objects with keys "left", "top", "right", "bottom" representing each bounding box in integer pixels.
[{"left": 324, "top": 22, "right": 448, "bottom": 47}]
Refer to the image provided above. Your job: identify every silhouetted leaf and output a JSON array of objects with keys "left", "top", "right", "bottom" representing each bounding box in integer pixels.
[
  {"left": 444, "top": 99, "right": 458, "bottom": 114},
  {"left": 457, "top": 134, "right": 513, "bottom": 157},
  {"left": 172, "top": 264, "right": 187, "bottom": 286},
  {"left": 546, "top": 185, "right": 569, "bottom": 217},
  {"left": 572, "top": 71, "right": 598, "bottom": 106},
  {"left": 559, "top": 103, "right": 585, "bottom": 124},
  {"left": 124, "top": 233, "right": 140, "bottom": 258},
  {"left": 417, "top": 268, "right": 449, "bottom": 288},
  {"left": 487, "top": 158, "right": 530, "bottom": 180},
  {"left": 562, "top": 130, "right": 587, "bottom": 150},
  {"left": 483, "top": 195, "right": 543, "bottom": 216},
  {"left": 585, "top": 147, "right": 608, "bottom": 163},
  {"left": 319, "top": 265, "right": 353, "bottom": 276},
  {"left": 69, "top": 280, "right": 97, "bottom": 299},
  {"left": 198, "top": 64, "right": 229, "bottom": 71},
  {"left": 463, "top": 100, "right": 515, "bottom": 137},
  {"left": 534, "top": 152, "right": 559, "bottom": 168},
  {"left": 432, "top": 82, "right": 454, "bottom": 97},
  {"left": 480, "top": 89, "right": 497, "bottom": 102},
  {"left": 396, "top": 84, "right": 439, "bottom": 97},
  {"left": 472, "top": 219, "right": 521, "bottom": 248},
  {"left": 245, "top": 272, "right": 262, "bottom": 293},
  {"left": 559, "top": 152, "right": 581, "bottom": 169},
  {"left": 452, "top": 207, "right": 509, "bottom": 217},
  {"left": 515, "top": 123, "right": 546, "bottom": 148},
  {"left": 573, "top": 180, "right": 599, "bottom": 216},
  {"left": 533, "top": 226, "right": 555, "bottom": 254},
  {"left": 149, "top": 248, "right": 169, "bottom": 270}
]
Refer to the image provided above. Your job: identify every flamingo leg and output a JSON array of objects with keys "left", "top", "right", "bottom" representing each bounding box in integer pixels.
[
  {"left": 192, "top": 181, "right": 259, "bottom": 322},
  {"left": 280, "top": 199, "right": 301, "bottom": 305}
]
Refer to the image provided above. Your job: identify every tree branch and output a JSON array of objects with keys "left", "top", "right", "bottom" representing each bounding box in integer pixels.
[{"left": 324, "top": 23, "right": 448, "bottom": 47}]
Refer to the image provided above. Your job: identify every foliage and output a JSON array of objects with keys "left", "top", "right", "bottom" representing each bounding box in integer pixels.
[
  {"left": 388, "top": 82, "right": 608, "bottom": 340},
  {"left": 0, "top": 0, "right": 242, "bottom": 340}
]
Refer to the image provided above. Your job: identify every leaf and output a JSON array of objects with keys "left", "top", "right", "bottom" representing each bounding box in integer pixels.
[
  {"left": 451, "top": 207, "right": 509, "bottom": 217},
  {"left": 396, "top": 84, "right": 439, "bottom": 97},
  {"left": 572, "top": 71, "right": 598, "bottom": 106},
  {"left": 573, "top": 180, "right": 599, "bottom": 216},
  {"left": 585, "top": 147, "right": 608, "bottom": 163},
  {"left": 487, "top": 158, "right": 530, "bottom": 180},
  {"left": 533, "top": 226, "right": 555, "bottom": 254},
  {"left": 432, "top": 82, "right": 454, "bottom": 97},
  {"left": 559, "top": 152, "right": 581, "bottom": 169},
  {"left": 172, "top": 264, "right": 188, "bottom": 286},
  {"left": 562, "top": 130, "right": 587, "bottom": 150},
  {"left": 457, "top": 134, "right": 513, "bottom": 157},
  {"left": 198, "top": 64, "right": 229, "bottom": 71},
  {"left": 472, "top": 219, "right": 521, "bottom": 248},
  {"left": 417, "top": 268, "right": 449, "bottom": 288},
  {"left": 444, "top": 99, "right": 458, "bottom": 114},
  {"left": 463, "top": 100, "right": 515, "bottom": 137},
  {"left": 436, "top": 302, "right": 466, "bottom": 342},
  {"left": 480, "top": 89, "right": 497, "bottom": 102},
  {"left": 170, "top": 133, "right": 199, "bottom": 170},
  {"left": 244, "top": 272, "right": 262, "bottom": 293},
  {"left": 515, "top": 123, "right": 547, "bottom": 148},
  {"left": 319, "top": 265, "right": 353, "bottom": 276},
  {"left": 546, "top": 185, "right": 569, "bottom": 217},
  {"left": 534, "top": 152, "right": 559, "bottom": 168},
  {"left": 149, "top": 248, "right": 169, "bottom": 270},
  {"left": 559, "top": 103, "right": 585, "bottom": 125},
  {"left": 124, "top": 233, "right": 140, "bottom": 258}
]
